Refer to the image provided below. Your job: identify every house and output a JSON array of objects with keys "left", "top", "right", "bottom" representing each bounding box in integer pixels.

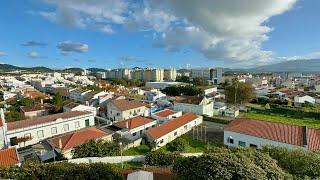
[
  {"left": 224, "top": 107, "right": 240, "bottom": 117},
  {"left": 173, "top": 96, "right": 214, "bottom": 117},
  {"left": 0, "top": 110, "right": 94, "bottom": 149},
  {"left": 114, "top": 116, "right": 157, "bottom": 141},
  {"left": 63, "top": 102, "right": 97, "bottom": 116},
  {"left": 107, "top": 99, "right": 149, "bottom": 122},
  {"left": 20, "top": 104, "right": 53, "bottom": 119},
  {"left": 224, "top": 119, "right": 320, "bottom": 150},
  {"left": 21, "top": 90, "right": 48, "bottom": 99},
  {"left": 294, "top": 95, "right": 316, "bottom": 107},
  {"left": 145, "top": 91, "right": 166, "bottom": 101},
  {"left": 203, "top": 87, "right": 218, "bottom": 95},
  {"left": 151, "top": 109, "right": 182, "bottom": 124},
  {"left": 0, "top": 147, "right": 20, "bottom": 168},
  {"left": 68, "top": 89, "right": 92, "bottom": 103},
  {"left": 212, "top": 102, "right": 227, "bottom": 116},
  {"left": 146, "top": 113, "right": 203, "bottom": 149},
  {"left": 122, "top": 168, "right": 173, "bottom": 180},
  {"left": 49, "top": 127, "right": 112, "bottom": 159}
]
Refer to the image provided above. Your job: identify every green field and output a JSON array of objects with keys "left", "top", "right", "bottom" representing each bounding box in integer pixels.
[
  {"left": 244, "top": 112, "right": 320, "bottom": 129},
  {"left": 123, "top": 135, "right": 208, "bottom": 155}
]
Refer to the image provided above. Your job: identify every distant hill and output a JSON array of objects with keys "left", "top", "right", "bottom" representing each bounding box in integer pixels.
[
  {"left": 249, "top": 59, "right": 320, "bottom": 73},
  {"left": 0, "top": 64, "right": 53, "bottom": 72},
  {"left": 87, "top": 68, "right": 106, "bottom": 73}
]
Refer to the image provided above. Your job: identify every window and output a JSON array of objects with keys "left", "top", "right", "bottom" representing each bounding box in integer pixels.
[
  {"left": 117, "top": 113, "right": 120, "bottom": 116},
  {"left": 174, "top": 131, "right": 177, "bottom": 136},
  {"left": 137, "top": 109, "right": 140, "bottom": 113},
  {"left": 160, "top": 139, "right": 164, "bottom": 144},
  {"left": 10, "top": 137, "right": 18, "bottom": 146},
  {"left": 238, "top": 141, "right": 246, "bottom": 147},
  {"left": 24, "top": 133, "right": 31, "bottom": 139},
  {"left": 63, "top": 124, "right": 69, "bottom": 131},
  {"left": 194, "top": 121, "right": 197, "bottom": 124},
  {"left": 227, "top": 137, "right": 234, "bottom": 144},
  {"left": 133, "top": 132, "right": 137, "bottom": 136},
  {"left": 85, "top": 119, "right": 90, "bottom": 127},
  {"left": 75, "top": 121, "right": 80, "bottom": 128},
  {"left": 51, "top": 127, "right": 57, "bottom": 134},
  {"left": 250, "top": 144, "right": 258, "bottom": 148},
  {"left": 140, "top": 130, "right": 142, "bottom": 135},
  {"left": 37, "top": 130, "right": 44, "bottom": 138},
  {"left": 184, "top": 125, "right": 188, "bottom": 130}
]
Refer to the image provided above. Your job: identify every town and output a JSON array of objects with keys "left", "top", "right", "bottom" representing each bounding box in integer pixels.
[{"left": 0, "top": 66, "right": 319, "bottom": 179}]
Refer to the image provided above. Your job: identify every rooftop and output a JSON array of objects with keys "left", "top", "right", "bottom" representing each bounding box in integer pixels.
[
  {"left": 0, "top": 147, "right": 19, "bottom": 168},
  {"left": 7, "top": 111, "right": 91, "bottom": 131},
  {"left": 64, "top": 102, "right": 81, "bottom": 109},
  {"left": 111, "top": 99, "right": 147, "bottom": 111},
  {"left": 154, "top": 109, "right": 176, "bottom": 117},
  {"left": 21, "top": 103, "right": 53, "bottom": 112},
  {"left": 147, "top": 113, "right": 198, "bottom": 139},
  {"left": 114, "top": 116, "right": 154, "bottom": 129},
  {"left": 225, "top": 118, "right": 320, "bottom": 150},
  {"left": 51, "top": 127, "right": 110, "bottom": 151},
  {"left": 174, "top": 96, "right": 203, "bottom": 105}
]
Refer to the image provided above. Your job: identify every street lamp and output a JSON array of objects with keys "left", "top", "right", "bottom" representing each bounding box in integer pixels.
[{"left": 119, "top": 142, "right": 123, "bottom": 168}]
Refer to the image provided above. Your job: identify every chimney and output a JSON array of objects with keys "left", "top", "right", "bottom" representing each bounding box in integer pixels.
[
  {"left": 58, "top": 138, "right": 62, "bottom": 149},
  {"left": 126, "top": 121, "right": 129, "bottom": 129},
  {"left": 302, "top": 126, "right": 308, "bottom": 148}
]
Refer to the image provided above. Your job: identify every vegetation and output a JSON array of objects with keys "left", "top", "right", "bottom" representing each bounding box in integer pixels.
[
  {"left": 173, "top": 147, "right": 285, "bottom": 180},
  {"left": 159, "top": 135, "right": 207, "bottom": 153},
  {"left": 111, "top": 78, "right": 144, "bottom": 87},
  {"left": 72, "top": 140, "right": 120, "bottom": 158},
  {"left": 0, "top": 161, "right": 122, "bottom": 180},
  {"left": 161, "top": 85, "right": 204, "bottom": 96},
  {"left": 225, "top": 79, "right": 256, "bottom": 104},
  {"left": 192, "top": 77, "right": 207, "bottom": 86},
  {"left": 145, "top": 151, "right": 182, "bottom": 167},
  {"left": 175, "top": 75, "right": 190, "bottom": 83},
  {"left": 166, "top": 137, "right": 188, "bottom": 152},
  {"left": 262, "top": 146, "right": 320, "bottom": 179},
  {"left": 244, "top": 112, "right": 320, "bottom": 128},
  {"left": 123, "top": 145, "right": 150, "bottom": 156}
]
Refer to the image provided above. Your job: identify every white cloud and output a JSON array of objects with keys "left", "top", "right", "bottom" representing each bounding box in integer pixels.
[
  {"left": 27, "top": 51, "right": 45, "bottom": 59},
  {"left": 21, "top": 41, "right": 47, "bottom": 47},
  {"left": 0, "top": 51, "right": 7, "bottom": 57},
  {"left": 57, "top": 41, "right": 89, "bottom": 54},
  {"left": 38, "top": 0, "right": 297, "bottom": 65}
]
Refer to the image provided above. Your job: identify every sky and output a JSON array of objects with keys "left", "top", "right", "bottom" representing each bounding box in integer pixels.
[{"left": 0, "top": 0, "right": 320, "bottom": 69}]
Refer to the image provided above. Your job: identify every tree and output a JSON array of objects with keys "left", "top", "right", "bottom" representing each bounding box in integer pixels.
[
  {"left": 51, "top": 93, "right": 63, "bottom": 113},
  {"left": 161, "top": 85, "right": 204, "bottom": 96},
  {"left": 176, "top": 76, "right": 190, "bottom": 83},
  {"left": 167, "top": 138, "right": 188, "bottom": 152},
  {"left": 72, "top": 140, "right": 120, "bottom": 158},
  {"left": 225, "top": 79, "right": 256, "bottom": 105},
  {"left": 192, "top": 77, "right": 207, "bottom": 86}
]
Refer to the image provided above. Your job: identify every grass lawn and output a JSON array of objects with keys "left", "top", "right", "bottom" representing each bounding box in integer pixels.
[
  {"left": 123, "top": 145, "right": 150, "bottom": 156},
  {"left": 158, "top": 135, "right": 207, "bottom": 153},
  {"left": 244, "top": 112, "right": 320, "bottom": 129}
]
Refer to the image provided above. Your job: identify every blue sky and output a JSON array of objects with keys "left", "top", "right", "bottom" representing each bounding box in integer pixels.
[{"left": 0, "top": 0, "right": 319, "bottom": 69}]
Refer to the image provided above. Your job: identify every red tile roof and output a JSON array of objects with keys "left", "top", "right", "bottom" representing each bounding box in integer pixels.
[
  {"left": 7, "top": 111, "right": 91, "bottom": 131},
  {"left": 51, "top": 127, "right": 110, "bottom": 151},
  {"left": 111, "top": 99, "right": 147, "bottom": 111},
  {"left": 21, "top": 104, "right": 53, "bottom": 112},
  {"left": 0, "top": 147, "right": 19, "bottom": 168},
  {"left": 154, "top": 109, "right": 175, "bottom": 117},
  {"left": 225, "top": 119, "right": 320, "bottom": 150},
  {"left": 147, "top": 113, "right": 198, "bottom": 139},
  {"left": 115, "top": 116, "right": 154, "bottom": 129}
]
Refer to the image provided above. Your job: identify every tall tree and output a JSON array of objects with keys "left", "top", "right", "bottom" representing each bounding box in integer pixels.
[{"left": 225, "top": 79, "right": 256, "bottom": 105}]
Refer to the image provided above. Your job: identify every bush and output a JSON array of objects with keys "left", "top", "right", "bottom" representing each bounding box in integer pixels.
[
  {"left": 0, "top": 161, "right": 122, "bottom": 180},
  {"left": 161, "top": 85, "right": 204, "bottom": 96},
  {"left": 262, "top": 146, "right": 320, "bottom": 178},
  {"left": 145, "top": 151, "right": 182, "bottom": 166},
  {"left": 173, "top": 147, "right": 285, "bottom": 180},
  {"left": 167, "top": 138, "right": 188, "bottom": 152},
  {"left": 72, "top": 139, "right": 120, "bottom": 158}
]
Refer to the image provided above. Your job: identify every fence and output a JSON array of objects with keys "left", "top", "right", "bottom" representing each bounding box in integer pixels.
[{"left": 67, "top": 153, "right": 203, "bottom": 164}]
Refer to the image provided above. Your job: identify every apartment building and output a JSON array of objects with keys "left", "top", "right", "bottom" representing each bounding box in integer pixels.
[
  {"left": 164, "top": 68, "right": 177, "bottom": 81},
  {"left": 147, "top": 113, "right": 203, "bottom": 149},
  {"left": 0, "top": 110, "right": 94, "bottom": 149},
  {"left": 107, "top": 99, "right": 149, "bottom": 121},
  {"left": 191, "top": 67, "right": 222, "bottom": 84}
]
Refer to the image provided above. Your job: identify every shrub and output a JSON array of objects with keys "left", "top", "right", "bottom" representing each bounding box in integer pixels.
[
  {"left": 0, "top": 161, "right": 122, "bottom": 180},
  {"left": 167, "top": 138, "right": 188, "bottom": 152},
  {"left": 72, "top": 139, "right": 120, "bottom": 158},
  {"left": 145, "top": 151, "right": 182, "bottom": 166}
]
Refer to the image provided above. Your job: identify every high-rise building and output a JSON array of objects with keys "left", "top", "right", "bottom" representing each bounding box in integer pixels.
[{"left": 164, "top": 68, "right": 177, "bottom": 81}]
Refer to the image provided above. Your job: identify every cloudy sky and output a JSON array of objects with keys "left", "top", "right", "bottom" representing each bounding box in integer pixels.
[{"left": 0, "top": 0, "right": 319, "bottom": 69}]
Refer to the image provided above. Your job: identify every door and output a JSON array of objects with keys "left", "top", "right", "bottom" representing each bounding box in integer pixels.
[{"left": 85, "top": 119, "right": 90, "bottom": 127}]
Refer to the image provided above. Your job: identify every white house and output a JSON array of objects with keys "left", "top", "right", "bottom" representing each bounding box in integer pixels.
[
  {"left": 294, "top": 95, "right": 316, "bottom": 107},
  {"left": 173, "top": 96, "right": 214, "bottom": 117},
  {"left": 147, "top": 113, "right": 203, "bottom": 149},
  {"left": 0, "top": 110, "right": 94, "bottom": 149},
  {"left": 107, "top": 99, "right": 149, "bottom": 122},
  {"left": 114, "top": 116, "right": 157, "bottom": 141},
  {"left": 151, "top": 109, "right": 182, "bottom": 124},
  {"left": 224, "top": 119, "right": 320, "bottom": 150},
  {"left": 68, "top": 89, "right": 92, "bottom": 103},
  {"left": 145, "top": 91, "right": 166, "bottom": 101},
  {"left": 63, "top": 102, "right": 97, "bottom": 116}
]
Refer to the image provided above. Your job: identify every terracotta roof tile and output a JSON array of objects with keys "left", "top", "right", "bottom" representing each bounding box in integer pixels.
[
  {"left": 115, "top": 116, "right": 154, "bottom": 129},
  {"left": 21, "top": 104, "right": 53, "bottom": 112},
  {"left": 0, "top": 147, "right": 19, "bottom": 168},
  {"left": 147, "top": 113, "right": 198, "bottom": 139},
  {"left": 7, "top": 111, "right": 92, "bottom": 131},
  {"left": 225, "top": 119, "right": 320, "bottom": 150},
  {"left": 111, "top": 99, "right": 147, "bottom": 111},
  {"left": 154, "top": 109, "right": 175, "bottom": 117},
  {"left": 51, "top": 127, "right": 110, "bottom": 151}
]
